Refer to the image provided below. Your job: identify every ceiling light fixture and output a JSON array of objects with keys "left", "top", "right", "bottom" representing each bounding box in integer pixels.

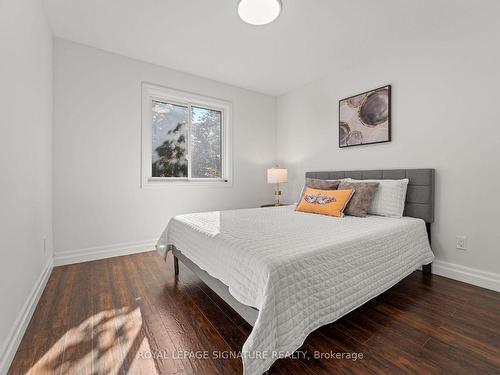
[{"left": 238, "top": 0, "right": 282, "bottom": 26}]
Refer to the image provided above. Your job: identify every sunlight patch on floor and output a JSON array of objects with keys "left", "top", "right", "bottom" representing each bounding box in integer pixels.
[{"left": 28, "top": 306, "right": 157, "bottom": 375}]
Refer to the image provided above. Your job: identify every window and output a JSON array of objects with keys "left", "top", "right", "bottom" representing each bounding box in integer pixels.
[{"left": 142, "top": 83, "right": 232, "bottom": 187}]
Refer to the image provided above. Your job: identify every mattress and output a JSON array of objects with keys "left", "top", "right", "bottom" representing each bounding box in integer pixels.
[{"left": 156, "top": 206, "right": 434, "bottom": 375}]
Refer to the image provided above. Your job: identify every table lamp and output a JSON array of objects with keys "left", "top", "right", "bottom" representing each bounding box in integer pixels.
[{"left": 267, "top": 167, "right": 288, "bottom": 206}]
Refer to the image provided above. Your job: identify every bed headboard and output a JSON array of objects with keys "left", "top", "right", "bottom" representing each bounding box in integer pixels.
[{"left": 305, "top": 169, "right": 435, "bottom": 223}]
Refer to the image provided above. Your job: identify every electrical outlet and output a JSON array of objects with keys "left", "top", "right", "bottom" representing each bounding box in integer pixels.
[{"left": 456, "top": 235, "right": 467, "bottom": 250}]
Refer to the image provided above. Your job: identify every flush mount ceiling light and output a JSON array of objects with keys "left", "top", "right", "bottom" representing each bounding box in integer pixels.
[{"left": 238, "top": 0, "right": 282, "bottom": 26}]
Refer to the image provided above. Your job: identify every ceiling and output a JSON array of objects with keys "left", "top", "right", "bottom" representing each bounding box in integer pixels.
[{"left": 44, "top": 0, "right": 485, "bottom": 96}]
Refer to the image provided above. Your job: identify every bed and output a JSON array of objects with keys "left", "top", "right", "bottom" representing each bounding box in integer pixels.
[{"left": 156, "top": 169, "right": 435, "bottom": 375}]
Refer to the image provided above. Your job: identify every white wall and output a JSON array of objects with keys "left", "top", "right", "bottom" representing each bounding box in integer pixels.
[
  {"left": 0, "top": 0, "right": 53, "bottom": 372},
  {"left": 276, "top": 5, "right": 500, "bottom": 286},
  {"left": 53, "top": 39, "right": 276, "bottom": 263}
]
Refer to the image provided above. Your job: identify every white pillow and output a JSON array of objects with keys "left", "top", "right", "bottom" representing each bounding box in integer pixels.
[{"left": 345, "top": 178, "right": 409, "bottom": 218}]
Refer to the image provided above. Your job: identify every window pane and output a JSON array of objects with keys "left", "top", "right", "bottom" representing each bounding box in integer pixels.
[
  {"left": 151, "top": 100, "right": 188, "bottom": 177},
  {"left": 191, "top": 106, "right": 222, "bottom": 178}
]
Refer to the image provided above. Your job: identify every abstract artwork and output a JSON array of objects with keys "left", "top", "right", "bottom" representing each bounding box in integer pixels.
[{"left": 339, "top": 85, "right": 391, "bottom": 147}]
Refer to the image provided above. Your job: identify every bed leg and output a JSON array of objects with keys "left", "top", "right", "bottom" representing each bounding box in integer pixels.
[
  {"left": 174, "top": 256, "right": 179, "bottom": 276},
  {"left": 422, "top": 263, "right": 432, "bottom": 274}
]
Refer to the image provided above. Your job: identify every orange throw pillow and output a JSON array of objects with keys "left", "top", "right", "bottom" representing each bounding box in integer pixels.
[{"left": 296, "top": 187, "right": 354, "bottom": 217}]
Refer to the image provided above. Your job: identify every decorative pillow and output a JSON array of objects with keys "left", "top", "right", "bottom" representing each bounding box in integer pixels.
[
  {"left": 345, "top": 178, "right": 409, "bottom": 218},
  {"left": 296, "top": 187, "right": 354, "bottom": 217},
  {"left": 338, "top": 181, "right": 380, "bottom": 217},
  {"left": 296, "top": 178, "right": 343, "bottom": 206},
  {"left": 305, "top": 178, "right": 341, "bottom": 190}
]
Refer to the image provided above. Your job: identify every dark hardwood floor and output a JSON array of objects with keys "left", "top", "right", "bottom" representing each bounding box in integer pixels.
[{"left": 8, "top": 251, "right": 500, "bottom": 374}]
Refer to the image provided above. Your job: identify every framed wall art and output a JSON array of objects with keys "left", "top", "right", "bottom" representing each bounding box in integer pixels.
[{"left": 339, "top": 85, "right": 391, "bottom": 148}]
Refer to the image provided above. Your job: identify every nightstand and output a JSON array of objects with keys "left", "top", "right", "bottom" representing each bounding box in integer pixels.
[{"left": 260, "top": 203, "right": 291, "bottom": 208}]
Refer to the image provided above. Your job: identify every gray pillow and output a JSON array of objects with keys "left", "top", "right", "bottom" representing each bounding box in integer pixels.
[
  {"left": 338, "top": 181, "right": 380, "bottom": 217},
  {"left": 305, "top": 178, "right": 341, "bottom": 190}
]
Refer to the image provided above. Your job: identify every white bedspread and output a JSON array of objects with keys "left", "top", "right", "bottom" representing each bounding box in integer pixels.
[{"left": 156, "top": 206, "right": 434, "bottom": 375}]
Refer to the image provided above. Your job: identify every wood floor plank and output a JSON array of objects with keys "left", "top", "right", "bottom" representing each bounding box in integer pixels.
[
  {"left": 7, "top": 349, "right": 34, "bottom": 375},
  {"left": 16, "top": 267, "right": 65, "bottom": 352},
  {"left": 122, "top": 254, "right": 190, "bottom": 374},
  {"left": 108, "top": 256, "right": 159, "bottom": 375},
  {"left": 179, "top": 279, "right": 247, "bottom": 352},
  {"left": 91, "top": 258, "right": 130, "bottom": 375},
  {"left": 134, "top": 252, "right": 229, "bottom": 374},
  {"left": 430, "top": 326, "right": 500, "bottom": 367},
  {"left": 422, "top": 337, "right": 500, "bottom": 374},
  {"left": 59, "top": 261, "right": 93, "bottom": 375},
  {"left": 317, "top": 319, "right": 436, "bottom": 375},
  {"left": 8, "top": 252, "right": 500, "bottom": 375},
  {"left": 380, "top": 288, "right": 458, "bottom": 322},
  {"left": 15, "top": 265, "right": 78, "bottom": 375},
  {"left": 155, "top": 256, "right": 242, "bottom": 374}
]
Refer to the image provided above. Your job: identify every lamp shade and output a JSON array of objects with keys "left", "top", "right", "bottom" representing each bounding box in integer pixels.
[{"left": 267, "top": 168, "right": 288, "bottom": 184}]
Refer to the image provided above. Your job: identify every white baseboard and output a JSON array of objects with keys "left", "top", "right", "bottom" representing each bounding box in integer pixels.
[
  {"left": 53, "top": 239, "right": 156, "bottom": 266},
  {"left": 0, "top": 258, "right": 53, "bottom": 375},
  {"left": 432, "top": 259, "right": 500, "bottom": 292}
]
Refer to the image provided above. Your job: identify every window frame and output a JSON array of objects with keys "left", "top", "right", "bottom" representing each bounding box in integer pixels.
[{"left": 141, "top": 83, "right": 232, "bottom": 188}]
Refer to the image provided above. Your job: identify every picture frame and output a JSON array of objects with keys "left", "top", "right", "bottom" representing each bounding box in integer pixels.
[{"left": 339, "top": 85, "right": 391, "bottom": 148}]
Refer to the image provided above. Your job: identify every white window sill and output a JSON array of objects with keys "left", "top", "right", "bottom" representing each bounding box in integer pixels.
[{"left": 142, "top": 178, "right": 233, "bottom": 189}]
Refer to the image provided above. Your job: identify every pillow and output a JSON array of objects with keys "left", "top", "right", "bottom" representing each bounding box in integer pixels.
[
  {"left": 338, "top": 181, "right": 380, "bottom": 217},
  {"left": 345, "top": 178, "right": 409, "bottom": 218},
  {"left": 296, "top": 178, "right": 343, "bottom": 206},
  {"left": 305, "top": 178, "right": 341, "bottom": 190},
  {"left": 296, "top": 187, "right": 354, "bottom": 217}
]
